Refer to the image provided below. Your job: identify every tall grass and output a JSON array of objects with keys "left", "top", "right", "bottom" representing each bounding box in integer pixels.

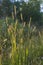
[{"left": 0, "top": 5, "right": 43, "bottom": 65}]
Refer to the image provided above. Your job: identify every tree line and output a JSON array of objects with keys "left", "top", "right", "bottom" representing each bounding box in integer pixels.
[{"left": 0, "top": 0, "right": 43, "bottom": 25}]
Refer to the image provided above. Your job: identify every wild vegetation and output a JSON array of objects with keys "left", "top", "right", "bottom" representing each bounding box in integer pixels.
[
  {"left": 0, "top": 16, "right": 43, "bottom": 65},
  {"left": 0, "top": 0, "right": 43, "bottom": 65},
  {"left": 0, "top": 0, "right": 43, "bottom": 25}
]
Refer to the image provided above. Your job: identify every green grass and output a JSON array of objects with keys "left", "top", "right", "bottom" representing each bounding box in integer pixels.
[{"left": 0, "top": 18, "right": 43, "bottom": 65}]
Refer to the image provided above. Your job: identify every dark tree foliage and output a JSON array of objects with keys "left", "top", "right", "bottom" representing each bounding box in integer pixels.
[
  {"left": 13, "top": 0, "right": 42, "bottom": 25},
  {"left": 0, "top": 0, "right": 43, "bottom": 25},
  {"left": 21, "top": 1, "right": 41, "bottom": 24},
  {"left": 2, "top": 0, "right": 12, "bottom": 17}
]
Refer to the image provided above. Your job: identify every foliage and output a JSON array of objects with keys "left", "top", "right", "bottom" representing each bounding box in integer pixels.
[
  {"left": 0, "top": 1, "right": 43, "bottom": 65},
  {"left": 0, "top": 17, "right": 43, "bottom": 65},
  {"left": 0, "top": 0, "right": 43, "bottom": 25},
  {"left": 2, "top": 0, "right": 12, "bottom": 17},
  {"left": 12, "top": 1, "right": 42, "bottom": 25}
]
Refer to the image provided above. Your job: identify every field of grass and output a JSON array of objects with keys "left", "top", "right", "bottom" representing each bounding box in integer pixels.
[{"left": 0, "top": 17, "right": 43, "bottom": 65}]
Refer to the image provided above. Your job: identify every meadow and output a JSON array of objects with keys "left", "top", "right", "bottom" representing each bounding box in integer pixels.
[{"left": 0, "top": 17, "right": 43, "bottom": 65}]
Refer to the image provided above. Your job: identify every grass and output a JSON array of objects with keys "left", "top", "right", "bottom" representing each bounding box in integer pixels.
[{"left": 0, "top": 17, "right": 43, "bottom": 65}]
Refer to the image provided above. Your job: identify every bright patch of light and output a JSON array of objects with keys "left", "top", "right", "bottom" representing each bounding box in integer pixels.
[
  {"left": 10, "top": 0, "right": 17, "bottom": 3},
  {"left": 40, "top": 4, "right": 43, "bottom": 12}
]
